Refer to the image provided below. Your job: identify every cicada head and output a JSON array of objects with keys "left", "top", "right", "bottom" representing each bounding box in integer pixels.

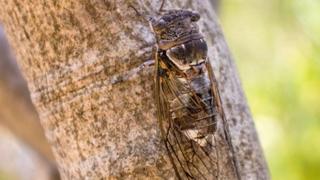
[{"left": 149, "top": 10, "right": 201, "bottom": 42}]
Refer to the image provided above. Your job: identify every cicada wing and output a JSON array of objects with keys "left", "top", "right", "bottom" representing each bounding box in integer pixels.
[
  {"left": 205, "top": 60, "right": 240, "bottom": 179},
  {"left": 155, "top": 51, "right": 188, "bottom": 179},
  {"left": 205, "top": 60, "right": 224, "bottom": 119},
  {"left": 155, "top": 52, "right": 219, "bottom": 179}
]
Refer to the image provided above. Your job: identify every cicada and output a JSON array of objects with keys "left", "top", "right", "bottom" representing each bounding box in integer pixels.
[
  {"left": 130, "top": 2, "right": 238, "bottom": 179},
  {"left": 150, "top": 10, "right": 225, "bottom": 180}
]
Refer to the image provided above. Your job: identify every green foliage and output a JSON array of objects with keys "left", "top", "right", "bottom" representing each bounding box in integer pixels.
[{"left": 220, "top": 0, "right": 320, "bottom": 179}]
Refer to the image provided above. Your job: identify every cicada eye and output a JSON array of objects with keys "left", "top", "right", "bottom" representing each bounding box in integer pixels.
[
  {"left": 152, "top": 19, "right": 166, "bottom": 32},
  {"left": 157, "top": 19, "right": 166, "bottom": 28},
  {"left": 191, "top": 12, "right": 200, "bottom": 22}
]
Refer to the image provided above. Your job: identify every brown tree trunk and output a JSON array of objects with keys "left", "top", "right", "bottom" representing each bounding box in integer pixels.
[
  {"left": 0, "top": 0, "right": 269, "bottom": 179},
  {"left": 0, "top": 26, "right": 59, "bottom": 179},
  {"left": 0, "top": 25, "right": 55, "bottom": 164}
]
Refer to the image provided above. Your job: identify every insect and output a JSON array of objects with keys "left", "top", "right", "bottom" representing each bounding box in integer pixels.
[
  {"left": 130, "top": 1, "right": 240, "bottom": 179},
  {"left": 151, "top": 10, "right": 221, "bottom": 179}
]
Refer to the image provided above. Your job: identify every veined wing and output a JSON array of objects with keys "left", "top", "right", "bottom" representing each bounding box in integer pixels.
[
  {"left": 205, "top": 60, "right": 241, "bottom": 180},
  {"left": 155, "top": 51, "right": 219, "bottom": 180}
]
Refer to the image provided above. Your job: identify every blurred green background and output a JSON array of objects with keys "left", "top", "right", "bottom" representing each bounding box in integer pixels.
[{"left": 220, "top": 0, "right": 320, "bottom": 179}]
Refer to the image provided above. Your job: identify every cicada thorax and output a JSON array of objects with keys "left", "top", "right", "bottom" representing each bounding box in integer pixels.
[{"left": 160, "top": 36, "right": 218, "bottom": 147}]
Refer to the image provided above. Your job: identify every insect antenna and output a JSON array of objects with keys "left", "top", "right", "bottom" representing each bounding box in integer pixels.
[
  {"left": 128, "top": 4, "right": 149, "bottom": 23},
  {"left": 158, "top": 0, "right": 166, "bottom": 12}
]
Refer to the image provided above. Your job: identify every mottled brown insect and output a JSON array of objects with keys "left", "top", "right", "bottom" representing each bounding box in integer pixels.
[
  {"left": 150, "top": 9, "right": 225, "bottom": 180},
  {"left": 130, "top": 2, "right": 239, "bottom": 179}
]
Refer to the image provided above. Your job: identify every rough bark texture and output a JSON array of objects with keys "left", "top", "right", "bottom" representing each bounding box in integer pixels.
[
  {"left": 0, "top": 26, "right": 55, "bottom": 163},
  {"left": 0, "top": 0, "right": 269, "bottom": 179},
  {"left": 0, "top": 26, "right": 60, "bottom": 179}
]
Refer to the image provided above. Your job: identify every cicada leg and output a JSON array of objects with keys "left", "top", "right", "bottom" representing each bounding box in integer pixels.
[{"left": 110, "top": 59, "right": 155, "bottom": 84}]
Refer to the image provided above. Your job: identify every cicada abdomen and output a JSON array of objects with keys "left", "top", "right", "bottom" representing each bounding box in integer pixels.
[{"left": 150, "top": 10, "right": 224, "bottom": 179}]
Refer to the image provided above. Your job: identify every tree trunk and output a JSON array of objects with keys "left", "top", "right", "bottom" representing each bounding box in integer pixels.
[
  {"left": 0, "top": 0, "right": 269, "bottom": 179},
  {"left": 210, "top": 0, "right": 220, "bottom": 13},
  {"left": 0, "top": 25, "right": 56, "bottom": 164},
  {"left": 0, "top": 26, "right": 60, "bottom": 179}
]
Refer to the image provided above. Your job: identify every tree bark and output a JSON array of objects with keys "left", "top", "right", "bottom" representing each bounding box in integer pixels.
[
  {"left": 0, "top": 25, "right": 56, "bottom": 164},
  {"left": 0, "top": 0, "right": 269, "bottom": 179},
  {"left": 0, "top": 26, "right": 60, "bottom": 179},
  {"left": 210, "top": 0, "right": 220, "bottom": 13}
]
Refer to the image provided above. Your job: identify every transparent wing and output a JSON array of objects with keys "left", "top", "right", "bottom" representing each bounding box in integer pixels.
[
  {"left": 205, "top": 60, "right": 241, "bottom": 179},
  {"left": 155, "top": 52, "right": 219, "bottom": 179}
]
